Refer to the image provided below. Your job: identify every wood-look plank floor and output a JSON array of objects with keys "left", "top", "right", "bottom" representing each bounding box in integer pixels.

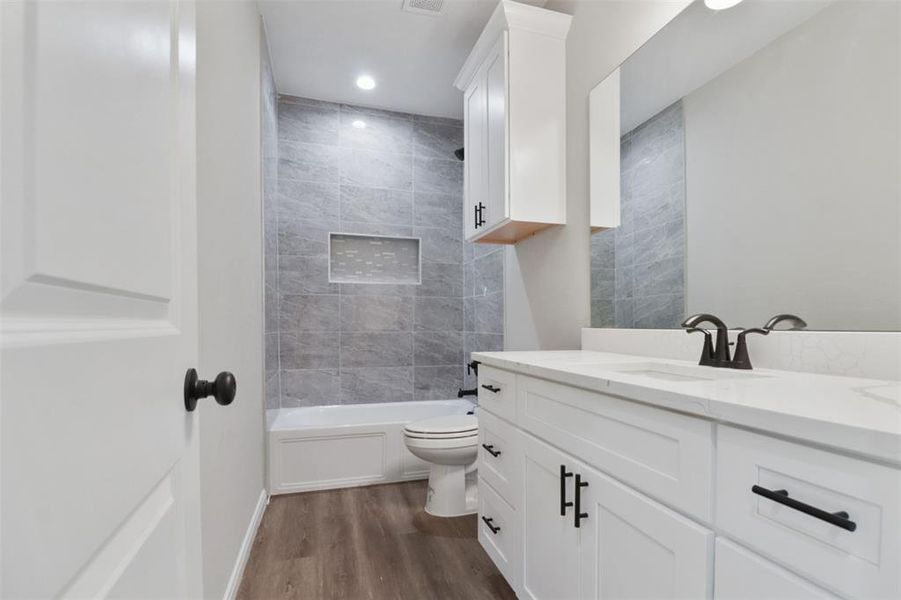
[{"left": 236, "top": 481, "right": 517, "bottom": 600}]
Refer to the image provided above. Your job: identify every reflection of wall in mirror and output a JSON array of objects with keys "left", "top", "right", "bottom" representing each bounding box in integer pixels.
[
  {"left": 684, "top": 1, "right": 900, "bottom": 331},
  {"left": 591, "top": 1, "right": 900, "bottom": 332}
]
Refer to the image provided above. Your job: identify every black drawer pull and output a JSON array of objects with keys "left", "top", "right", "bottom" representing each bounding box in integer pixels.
[
  {"left": 481, "top": 384, "right": 501, "bottom": 394},
  {"left": 560, "top": 465, "right": 573, "bottom": 516},
  {"left": 751, "top": 485, "right": 857, "bottom": 532},
  {"left": 481, "top": 516, "right": 501, "bottom": 534},
  {"left": 482, "top": 443, "right": 501, "bottom": 458},
  {"left": 574, "top": 474, "right": 589, "bottom": 528}
]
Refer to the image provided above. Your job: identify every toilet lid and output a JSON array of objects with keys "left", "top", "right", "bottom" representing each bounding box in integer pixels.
[{"left": 404, "top": 414, "right": 477, "bottom": 436}]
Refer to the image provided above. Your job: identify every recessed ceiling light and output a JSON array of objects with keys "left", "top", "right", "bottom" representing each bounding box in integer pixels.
[
  {"left": 356, "top": 75, "right": 376, "bottom": 90},
  {"left": 704, "top": 0, "right": 744, "bottom": 9},
  {"left": 352, "top": 120, "right": 367, "bottom": 129}
]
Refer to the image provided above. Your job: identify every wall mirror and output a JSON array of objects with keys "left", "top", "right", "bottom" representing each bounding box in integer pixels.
[{"left": 589, "top": 0, "right": 900, "bottom": 331}]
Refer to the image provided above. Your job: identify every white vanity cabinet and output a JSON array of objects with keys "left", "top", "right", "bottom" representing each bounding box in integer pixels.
[
  {"left": 578, "top": 463, "right": 713, "bottom": 599},
  {"left": 454, "top": 1, "right": 571, "bottom": 244},
  {"left": 714, "top": 539, "right": 838, "bottom": 600},
  {"left": 475, "top": 360, "right": 901, "bottom": 600},
  {"left": 519, "top": 434, "right": 581, "bottom": 600},
  {"left": 519, "top": 433, "right": 712, "bottom": 600}
]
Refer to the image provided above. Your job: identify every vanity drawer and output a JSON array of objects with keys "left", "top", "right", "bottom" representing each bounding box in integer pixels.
[
  {"left": 478, "top": 477, "right": 520, "bottom": 592},
  {"left": 516, "top": 374, "right": 714, "bottom": 521},
  {"left": 714, "top": 539, "right": 837, "bottom": 599},
  {"left": 478, "top": 408, "right": 521, "bottom": 507},
  {"left": 478, "top": 365, "right": 516, "bottom": 421},
  {"left": 716, "top": 426, "right": 901, "bottom": 599}
]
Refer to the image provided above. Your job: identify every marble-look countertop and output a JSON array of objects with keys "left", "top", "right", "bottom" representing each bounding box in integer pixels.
[{"left": 471, "top": 350, "right": 901, "bottom": 465}]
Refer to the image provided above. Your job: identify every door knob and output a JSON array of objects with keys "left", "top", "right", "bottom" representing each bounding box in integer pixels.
[{"left": 184, "top": 368, "right": 236, "bottom": 412}]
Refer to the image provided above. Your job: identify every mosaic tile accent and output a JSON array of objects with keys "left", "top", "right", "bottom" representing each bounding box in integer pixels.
[{"left": 329, "top": 233, "right": 421, "bottom": 285}]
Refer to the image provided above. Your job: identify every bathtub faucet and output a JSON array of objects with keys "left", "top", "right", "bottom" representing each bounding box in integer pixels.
[{"left": 457, "top": 387, "right": 477, "bottom": 398}]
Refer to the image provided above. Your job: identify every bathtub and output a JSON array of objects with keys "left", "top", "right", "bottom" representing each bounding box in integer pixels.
[{"left": 267, "top": 399, "right": 476, "bottom": 495}]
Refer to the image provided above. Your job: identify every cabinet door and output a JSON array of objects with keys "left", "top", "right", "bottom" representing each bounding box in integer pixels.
[
  {"left": 463, "top": 66, "right": 486, "bottom": 240},
  {"left": 521, "top": 434, "right": 581, "bottom": 600},
  {"left": 714, "top": 539, "right": 837, "bottom": 600},
  {"left": 579, "top": 463, "right": 714, "bottom": 599},
  {"left": 483, "top": 32, "right": 508, "bottom": 231}
]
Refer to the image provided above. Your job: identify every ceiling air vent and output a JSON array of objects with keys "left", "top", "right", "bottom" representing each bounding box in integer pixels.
[{"left": 402, "top": 0, "right": 445, "bottom": 17}]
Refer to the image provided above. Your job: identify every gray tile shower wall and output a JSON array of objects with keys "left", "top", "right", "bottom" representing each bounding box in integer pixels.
[
  {"left": 262, "top": 32, "right": 280, "bottom": 410},
  {"left": 268, "top": 96, "right": 503, "bottom": 408},
  {"left": 463, "top": 242, "right": 504, "bottom": 390},
  {"left": 591, "top": 101, "right": 685, "bottom": 329}
]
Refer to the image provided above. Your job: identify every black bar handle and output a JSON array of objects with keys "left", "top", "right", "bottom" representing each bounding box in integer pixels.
[
  {"left": 474, "top": 205, "right": 480, "bottom": 229},
  {"left": 751, "top": 485, "right": 856, "bottom": 532},
  {"left": 481, "top": 516, "right": 501, "bottom": 534},
  {"left": 560, "top": 465, "right": 573, "bottom": 516},
  {"left": 481, "top": 384, "right": 500, "bottom": 394},
  {"left": 476, "top": 202, "right": 486, "bottom": 227},
  {"left": 482, "top": 443, "right": 501, "bottom": 458},
  {"left": 574, "top": 474, "right": 589, "bottom": 528}
]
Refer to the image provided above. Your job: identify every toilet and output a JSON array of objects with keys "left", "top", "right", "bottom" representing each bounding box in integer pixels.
[{"left": 403, "top": 414, "right": 478, "bottom": 517}]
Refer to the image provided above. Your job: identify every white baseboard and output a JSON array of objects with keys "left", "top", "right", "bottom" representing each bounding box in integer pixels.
[{"left": 223, "top": 489, "right": 269, "bottom": 600}]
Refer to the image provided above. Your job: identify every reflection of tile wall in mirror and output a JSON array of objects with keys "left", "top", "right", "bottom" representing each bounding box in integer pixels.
[
  {"left": 329, "top": 233, "right": 421, "bottom": 285},
  {"left": 591, "top": 101, "right": 686, "bottom": 329}
]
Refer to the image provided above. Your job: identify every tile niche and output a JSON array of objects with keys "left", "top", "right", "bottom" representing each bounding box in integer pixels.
[{"left": 329, "top": 233, "right": 421, "bottom": 285}]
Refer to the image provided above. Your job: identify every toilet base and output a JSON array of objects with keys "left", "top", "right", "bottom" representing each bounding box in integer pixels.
[{"left": 424, "top": 464, "right": 478, "bottom": 517}]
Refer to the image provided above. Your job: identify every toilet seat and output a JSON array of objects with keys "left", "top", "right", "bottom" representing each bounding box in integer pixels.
[
  {"left": 403, "top": 415, "right": 477, "bottom": 438},
  {"left": 403, "top": 433, "right": 477, "bottom": 450}
]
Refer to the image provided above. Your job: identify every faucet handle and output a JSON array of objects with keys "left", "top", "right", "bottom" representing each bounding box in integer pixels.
[
  {"left": 686, "top": 327, "right": 715, "bottom": 367},
  {"left": 732, "top": 328, "right": 770, "bottom": 370},
  {"left": 764, "top": 314, "right": 807, "bottom": 331}
]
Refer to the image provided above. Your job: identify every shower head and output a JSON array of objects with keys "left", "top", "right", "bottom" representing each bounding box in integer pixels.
[{"left": 454, "top": 147, "right": 464, "bottom": 161}]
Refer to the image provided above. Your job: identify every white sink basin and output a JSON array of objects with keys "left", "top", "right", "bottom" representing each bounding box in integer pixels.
[{"left": 587, "top": 362, "right": 769, "bottom": 382}]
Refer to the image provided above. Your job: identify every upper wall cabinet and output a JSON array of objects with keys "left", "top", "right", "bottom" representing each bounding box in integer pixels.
[
  {"left": 589, "top": 69, "right": 621, "bottom": 231},
  {"left": 454, "top": 1, "right": 571, "bottom": 244}
]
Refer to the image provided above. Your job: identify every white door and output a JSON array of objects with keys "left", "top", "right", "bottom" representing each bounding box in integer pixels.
[
  {"left": 520, "top": 434, "right": 581, "bottom": 600},
  {"left": 1, "top": 1, "right": 202, "bottom": 597},
  {"left": 578, "top": 463, "right": 714, "bottom": 599}
]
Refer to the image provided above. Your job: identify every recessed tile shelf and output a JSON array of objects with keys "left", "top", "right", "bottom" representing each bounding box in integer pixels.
[{"left": 328, "top": 233, "right": 421, "bottom": 285}]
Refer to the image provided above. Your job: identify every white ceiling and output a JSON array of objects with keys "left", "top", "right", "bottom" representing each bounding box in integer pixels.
[
  {"left": 260, "top": 0, "right": 542, "bottom": 119},
  {"left": 620, "top": 0, "right": 832, "bottom": 133}
]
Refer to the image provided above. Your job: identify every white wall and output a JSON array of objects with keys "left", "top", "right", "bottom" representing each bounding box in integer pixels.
[
  {"left": 684, "top": 1, "right": 901, "bottom": 331},
  {"left": 504, "top": 0, "right": 689, "bottom": 350},
  {"left": 196, "top": 2, "right": 267, "bottom": 598}
]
